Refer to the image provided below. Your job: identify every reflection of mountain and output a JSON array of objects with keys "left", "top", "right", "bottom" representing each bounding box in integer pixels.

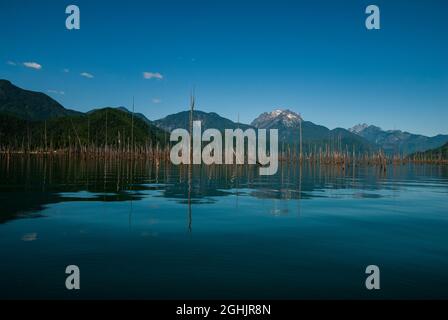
[
  {"left": 0, "top": 156, "right": 154, "bottom": 223},
  {"left": 3, "top": 155, "right": 446, "bottom": 224},
  {"left": 349, "top": 123, "right": 448, "bottom": 155}
]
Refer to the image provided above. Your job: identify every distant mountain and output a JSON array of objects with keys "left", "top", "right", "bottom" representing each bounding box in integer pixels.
[
  {"left": 252, "top": 109, "right": 375, "bottom": 153},
  {"left": 5, "top": 78, "right": 445, "bottom": 156},
  {"left": 116, "top": 106, "right": 152, "bottom": 126},
  {"left": 410, "top": 142, "right": 448, "bottom": 160},
  {"left": 349, "top": 123, "right": 369, "bottom": 134},
  {"left": 0, "top": 79, "right": 81, "bottom": 121},
  {"left": 154, "top": 110, "right": 253, "bottom": 132},
  {"left": 88, "top": 106, "right": 153, "bottom": 126},
  {"left": 251, "top": 109, "right": 302, "bottom": 129},
  {"left": 0, "top": 108, "right": 168, "bottom": 150},
  {"left": 349, "top": 124, "right": 448, "bottom": 155}
]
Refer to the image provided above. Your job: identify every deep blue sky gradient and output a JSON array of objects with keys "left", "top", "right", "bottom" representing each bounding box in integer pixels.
[{"left": 0, "top": 0, "right": 447, "bottom": 135}]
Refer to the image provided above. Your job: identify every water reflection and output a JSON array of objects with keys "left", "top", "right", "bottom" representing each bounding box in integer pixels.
[
  {"left": 0, "top": 154, "right": 447, "bottom": 225},
  {"left": 1, "top": 154, "right": 448, "bottom": 299}
]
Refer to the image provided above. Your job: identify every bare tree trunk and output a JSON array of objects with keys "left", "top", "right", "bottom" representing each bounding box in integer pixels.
[
  {"left": 131, "top": 97, "right": 135, "bottom": 153},
  {"left": 299, "top": 116, "right": 303, "bottom": 162}
]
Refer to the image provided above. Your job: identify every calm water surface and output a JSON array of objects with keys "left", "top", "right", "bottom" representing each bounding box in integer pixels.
[{"left": 0, "top": 155, "right": 447, "bottom": 299}]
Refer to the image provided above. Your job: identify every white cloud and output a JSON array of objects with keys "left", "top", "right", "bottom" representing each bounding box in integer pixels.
[
  {"left": 63, "top": 68, "right": 70, "bottom": 73},
  {"left": 23, "top": 62, "right": 42, "bottom": 70},
  {"left": 143, "top": 72, "right": 163, "bottom": 80},
  {"left": 152, "top": 98, "right": 161, "bottom": 104},
  {"left": 7, "top": 61, "right": 17, "bottom": 66},
  {"left": 47, "top": 89, "right": 65, "bottom": 95},
  {"left": 80, "top": 72, "right": 94, "bottom": 79}
]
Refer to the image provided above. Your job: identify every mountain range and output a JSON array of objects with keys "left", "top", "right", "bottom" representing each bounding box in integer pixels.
[
  {"left": 155, "top": 110, "right": 252, "bottom": 132},
  {"left": 411, "top": 142, "right": 448, "bottom": 159},
  {"left": 349, "top": 123, "right": 448, "bottom": 155},
  {"left": 0, "top": 79, "right": 446, "bottom": 156},
  {"left": 251, "top": 109, "right": 376, "bottom": 153},
  {"left": 0, "top": 80, "right": 167, "bottom": 150}
]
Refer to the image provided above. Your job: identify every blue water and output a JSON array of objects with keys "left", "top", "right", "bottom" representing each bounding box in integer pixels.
[{"left": 0, "top": 156, "right": 447, "bottom": 299}]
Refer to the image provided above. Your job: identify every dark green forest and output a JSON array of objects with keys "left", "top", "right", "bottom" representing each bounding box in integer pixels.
[{"left": 0, "top": 108, "right": 169, "bottom": 151}]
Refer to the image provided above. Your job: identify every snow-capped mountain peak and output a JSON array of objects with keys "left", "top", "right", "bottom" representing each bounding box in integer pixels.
[
  {"left": 349, "top": 123, "right": 370, "bottom": 134},
  {"left": 251, "top": 109, "right": 302, "bottom": 128}
]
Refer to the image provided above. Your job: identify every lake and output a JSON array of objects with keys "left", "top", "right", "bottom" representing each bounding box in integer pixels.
[{"left": 0, "top": 155, "right": 447, "bottom": 299}]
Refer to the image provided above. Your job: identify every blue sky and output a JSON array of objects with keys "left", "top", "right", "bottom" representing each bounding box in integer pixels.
[{"left": 0, "top": 0, "right": 447, "bottom": 136}]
